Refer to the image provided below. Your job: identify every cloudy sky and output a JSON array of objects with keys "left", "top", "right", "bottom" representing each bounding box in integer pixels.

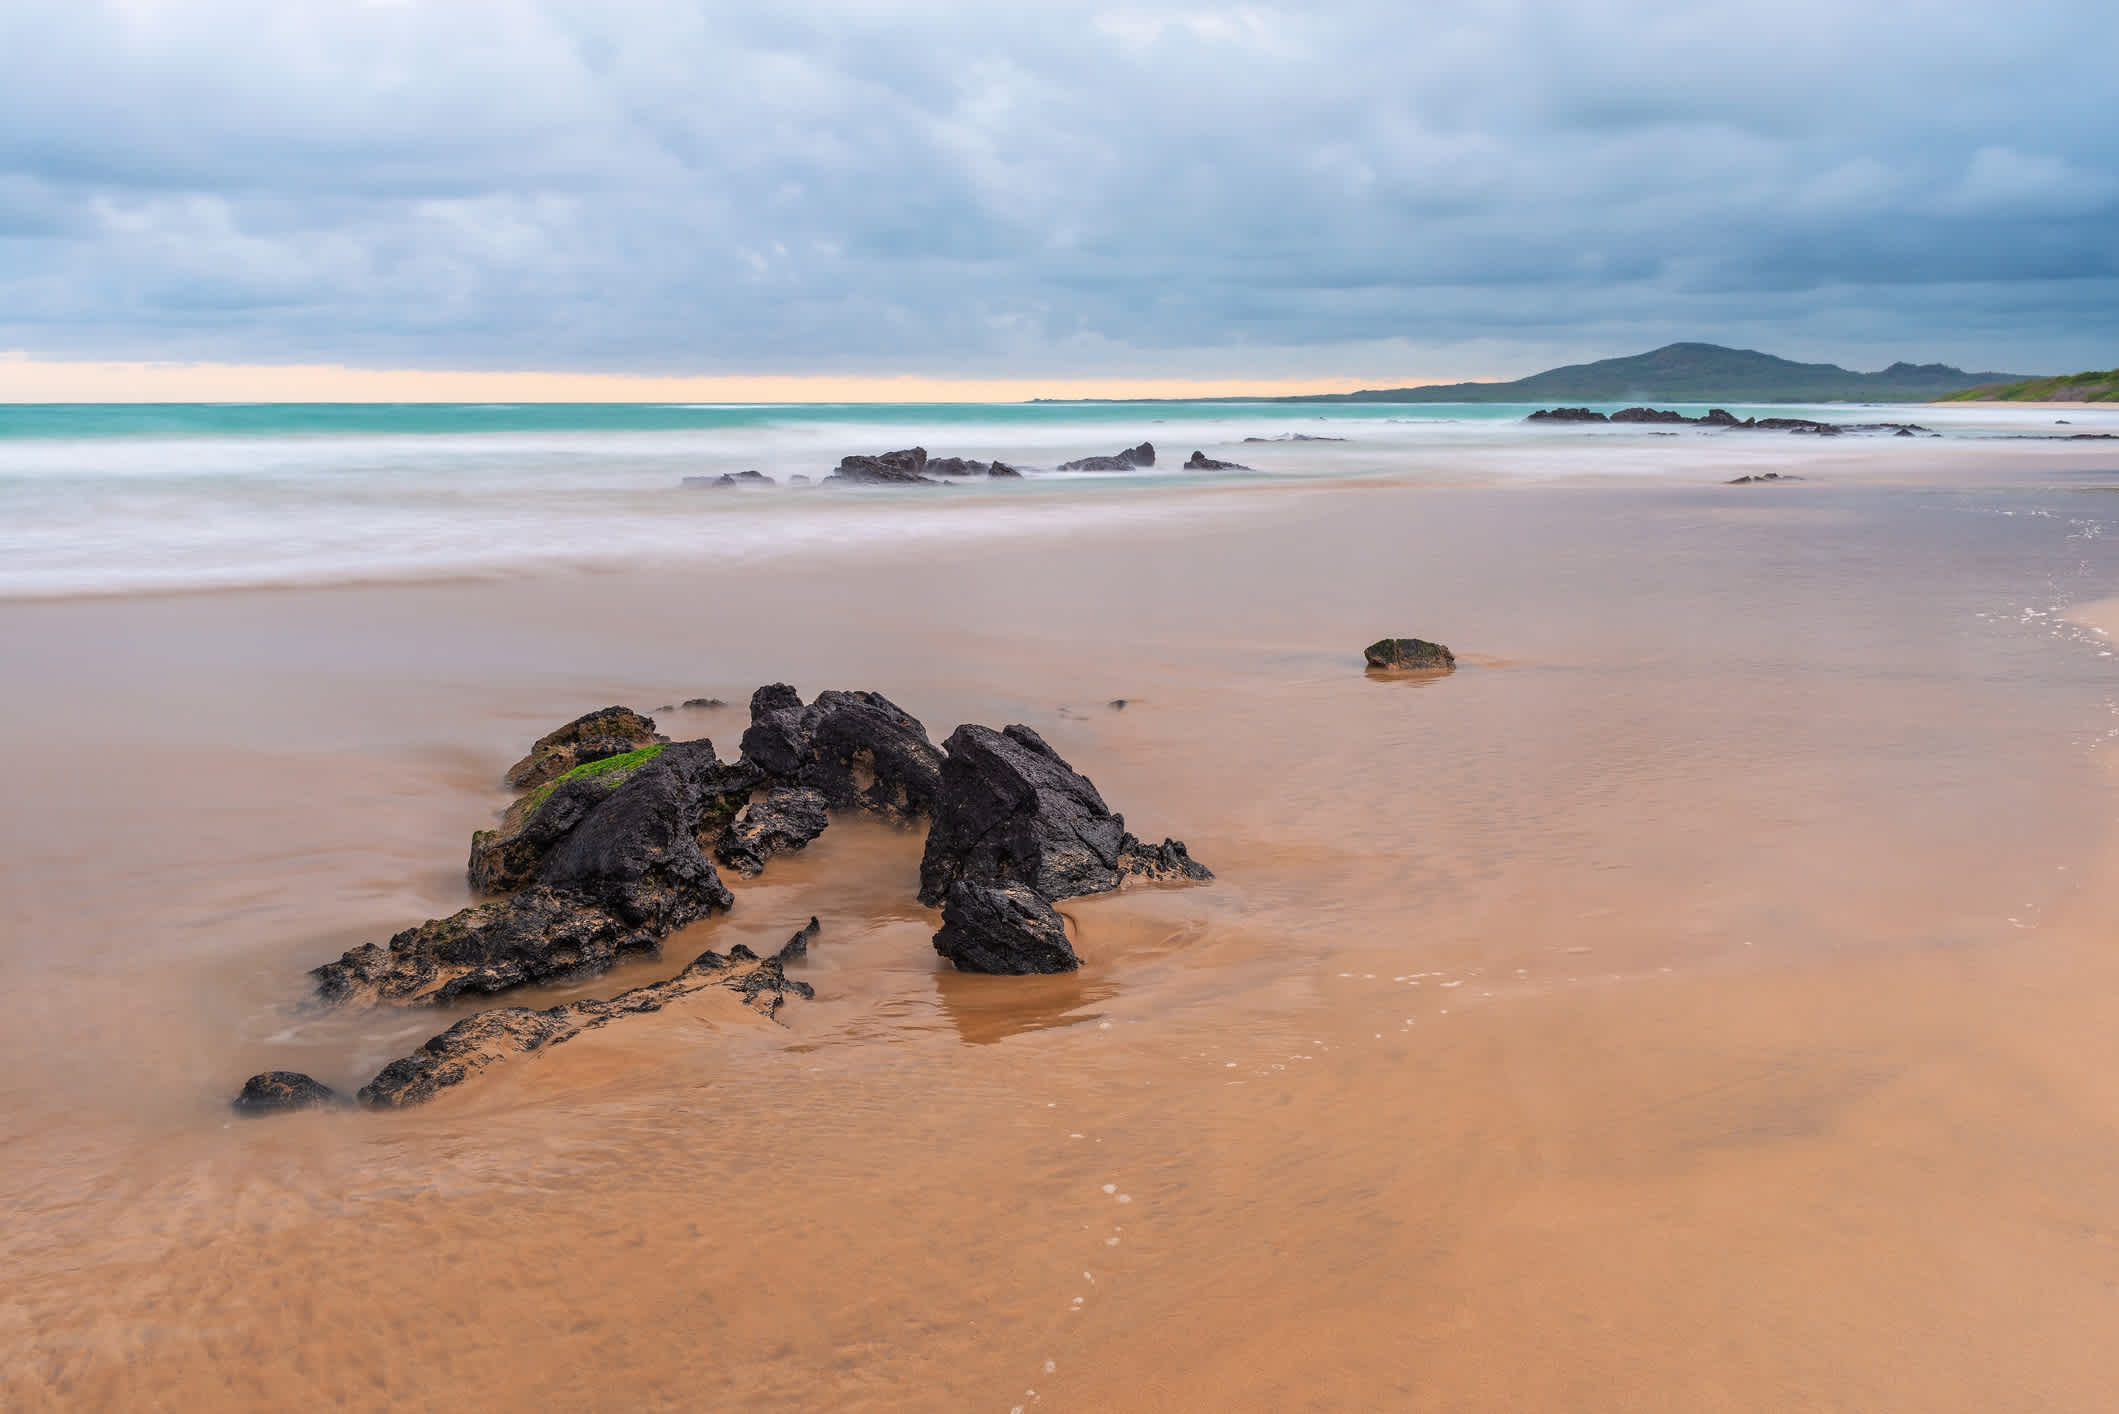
[{"left": 2, "top": 0, "right": 2115, "bottom": 391}]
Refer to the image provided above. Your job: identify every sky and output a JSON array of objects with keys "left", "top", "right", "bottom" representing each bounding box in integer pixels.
[{"left": 2, "top": 0, "right": 2115, "bottom": 398}]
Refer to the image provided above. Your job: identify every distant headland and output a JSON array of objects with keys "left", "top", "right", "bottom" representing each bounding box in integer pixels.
[
  {"left": 1940, "top": 368, "right": 2119, "bottom": 403},
  {"left": 1032, "top": 342, "right": 2038, "bottom": 405}
]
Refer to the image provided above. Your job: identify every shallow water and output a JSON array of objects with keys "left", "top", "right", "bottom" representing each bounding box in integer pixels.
[{"left": 10, "top": 433, "right": 2119, "bottom": 1408}]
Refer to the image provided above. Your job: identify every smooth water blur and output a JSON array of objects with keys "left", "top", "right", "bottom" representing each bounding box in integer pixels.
[{"left": 2, "top": 399, "right": 2113, "bottom": 598}]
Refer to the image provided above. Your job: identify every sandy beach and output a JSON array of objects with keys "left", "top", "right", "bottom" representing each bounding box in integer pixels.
[{"left": 10, "top": 430, "right": 2119, "bottom": 1409}]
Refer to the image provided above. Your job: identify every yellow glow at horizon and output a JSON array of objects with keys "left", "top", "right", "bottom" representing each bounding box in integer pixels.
[{"left": 0, "top": 354, "right": 1460, "bottom": 404}]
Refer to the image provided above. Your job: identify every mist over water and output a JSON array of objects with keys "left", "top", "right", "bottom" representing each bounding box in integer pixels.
[{"left": 2, "top": 400, "right": 2110, "bottom": 599}]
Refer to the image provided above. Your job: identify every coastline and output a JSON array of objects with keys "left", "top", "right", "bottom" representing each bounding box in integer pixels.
[{"left": 12, "top": 444, "right": 2119, "bottom": 1408}]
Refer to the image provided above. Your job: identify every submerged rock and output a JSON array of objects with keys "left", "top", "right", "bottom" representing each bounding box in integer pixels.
[
  {"left": 682, "top": 697, "right": 729, "bottom": 710},
  {"left": 739, "top": 685, "right": 943, "bottom": 821},
  {"left": 231, "top": 1071, "right": 347, "bottom": 1115},
  {"left": 358, "top": 938, "right": 817, "bottom": 1108},
  {"left": 503, "top": 706, "right": 664, "bottom": 791},
  {"left": 1727, "top": 472, "right": 1804, "bottom": 484},
  {"left": 1610, "top": 407, "right": 1691, "bottom": 424},
  {"left": 775, "top": 916, "right": 820, "bottom": 966},
  {"left": 715, "top": 785, "right": 831, "bottom": 878},
  {"left": 933, "top": 880, "right": 1079, "bottom": 975},
  {"left": 317, "top": 742, "right": 745, "bottom": 1006},
  {"left": 823, "top": 448, "right": 935, "bottom": 485},
  {"left": 1058, "top": 442, "right": 1155, "bottom": 471},
  {"left": 1527, "top": 407, "right": 1607, "bottom": 423},
  {"left": 988, "top": 461, "right": 1024, "bottom": 478},
  {"left": 1184, "top": 450, "right": 1250, "bottom": 470},
  {"left": 1364, "top": 637, "right": 1456, "bottom": 671},
  {"left": 1116, "top": 834, "right": 1213, "bottom": 883}
]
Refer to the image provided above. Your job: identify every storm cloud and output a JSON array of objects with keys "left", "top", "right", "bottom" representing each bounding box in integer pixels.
[{"left": 2, "top": 0, "right": 2114, "bottom": 377}]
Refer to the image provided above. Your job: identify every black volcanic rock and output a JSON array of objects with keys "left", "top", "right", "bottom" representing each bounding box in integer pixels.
[
  {"left": 1527, "top": 407, "right": 1608, "bottom": 423},
  {"left": 357, "top": 941, "right": 817, "bottom": 1108},
  {"left": 1116, "top": 835, "right": 1213, "bottom": 883},
  {"left": 715, "top": 785, "right": 830, "bottom": 878},
  {"left": 1610, "top": 407, "right": 1691, "bottom": 424},
  {"left": 918, "top": 724, "right": 1126, "bottom": 906},
  {"left": 823, "top": 447, "right": 935, "bottom": 485},
  {"left": 503, "top": 706, "right": 664, "bottom": 790},
  {"left": 988, "top": 461, "right": 1024, "bottom": 478},
  {"left": 315, "top": 741, "right": 743, "bottom": 1007},
  {"left": 1184, "top": 450, "right": 1250, "bottom": 470},
  {"left": 933, "top": 880, "right": 1079, "bottom": 975},
  {"left": 917, "top": 723, "right": 1212, "bottom": 916},
  {"left": 774, "top": 916, "right": 820, "bottom": 966},
  {"left": 232, "top": 1071, "right": 347, "bottom": 1115},
  {"left": 469, "top": 739, "right": 749, "bottom": 896},
  {"left": 1058, "top": 442, "right": 1155, "bottom": 471},
  {"left": 739, "top": 685, "right": 943, "bottom": 822},
  {"left": 1364, "top": 637, "right": 1456, "bottom": 671}
]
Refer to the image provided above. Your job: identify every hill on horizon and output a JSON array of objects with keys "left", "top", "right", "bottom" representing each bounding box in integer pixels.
[
  {"left": 1940, "top": 368, "right": 2119, "bottom": 403},
  {"left": 1277, "top": 342, "right": 2034, "bottom": 404}
]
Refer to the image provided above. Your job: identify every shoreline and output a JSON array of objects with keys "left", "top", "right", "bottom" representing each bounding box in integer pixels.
[{"left": 13, "top": 464, "right": 2119, "bottom": 1408}]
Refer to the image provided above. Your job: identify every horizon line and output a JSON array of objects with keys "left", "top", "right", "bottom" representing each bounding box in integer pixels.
[{"left": 0, "top": 354, "right": 1476, "bottom": 404}]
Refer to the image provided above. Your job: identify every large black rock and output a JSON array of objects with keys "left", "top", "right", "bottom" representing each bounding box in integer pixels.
[
  {"left": 314, "top": 741, "right": 740, "bottom": 1007},
  {"left": 933, "top": 880, "right": 1079, "bottom": 974},
  {"left": 918, "top": 724, "right": 1125, "bottom": 906},
  {"left": 739, "top": 685, "right": 943, "bottom": 822},
  {"left": 917, "top": 723, "right": 1211, "bottom": 910},
  {"left": 469, "top": 740, "right": 757, "bottom": 895}
]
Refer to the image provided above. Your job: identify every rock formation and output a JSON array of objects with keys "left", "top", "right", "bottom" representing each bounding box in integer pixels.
[
  {"left": 823, "top": 448, "right": 936, "bottom": 485},
  {"left": 1364, "top": 637, "right": 1456, "bottom": 671},
  {"left": 932, "top": 881, "right": 1077, "bottom": 975},
  {"left": 316, "top": 741, "right": 749, "bottom": 1006},
  {"left": 715, "top": 785, "right": 830, "bottom": 878},
  {"left": 682, "top": 469, "right": 777, "bottom": 488},
  {"left": 739, "top": 685, "right": 943, "bottom": 822},
  {"left": 231, "top": 1071, "right": 348, "bottom": 1115},
  {"left": 1058, "top": 442, "right": 1155, "bottom": 471},
  {"left": 356, "top": 922, "right": 821, "bottom": 1108},
  {"left": 1184, "top": 450, "right": 1250, "bottom": 470},
  {"left": 917, "top": 723, "right": 1210, "bottom": 973},
  {"left": 504, "top": 706, "right": 665, "bottom": 790}
]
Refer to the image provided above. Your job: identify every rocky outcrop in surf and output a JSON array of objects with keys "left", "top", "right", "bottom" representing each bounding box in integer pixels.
[
  {"left": 1058, "top": 442, "right": 1155, "bottom": 471},
  {"left": 1529, "top": 407, "right": 1934, "bottom": 436},
  {"left": 683, "top": 469, "right": 777, "bottom": 488},
  {"left": 1185, "top": 450, "right": 1250, "bottom": 470},
  {"left": 917, "top": 723, "right": 1211, "bottom": 974},
  {"left": 317, "top": 740, "right": 750, "bottom": 1006},
  {"left": 246, "top": 687, "right": 1214, "bottom": 1107},
  {"left": 740, "top": 685, "right": 944, "bottom": 822}
]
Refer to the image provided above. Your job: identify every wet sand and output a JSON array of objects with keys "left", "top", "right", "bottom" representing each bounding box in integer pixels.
[{"left": 10, "top": 454, "right": 2119, "bottom": 1409}]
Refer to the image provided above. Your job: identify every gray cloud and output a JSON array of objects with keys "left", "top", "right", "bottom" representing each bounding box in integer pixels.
[{"left": 1, "top": 0, "right": 2114, "bottom": 377}]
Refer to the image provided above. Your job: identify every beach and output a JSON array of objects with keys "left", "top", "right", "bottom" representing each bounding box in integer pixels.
[{"left": 8, "top": 404, "right": 2119, "bottom": 1409}]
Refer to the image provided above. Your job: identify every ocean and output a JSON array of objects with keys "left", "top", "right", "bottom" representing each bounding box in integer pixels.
[{"left": 2, "top": 398, "right": 2107, "bottom": 599}]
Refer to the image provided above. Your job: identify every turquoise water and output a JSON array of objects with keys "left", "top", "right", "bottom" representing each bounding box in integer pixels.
[
  {"left": 0, "top": 400, "right": 1524, "bottom": 441},
  {"left": 0, "top": 399, "right": 2105, "bottom": 599}
]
